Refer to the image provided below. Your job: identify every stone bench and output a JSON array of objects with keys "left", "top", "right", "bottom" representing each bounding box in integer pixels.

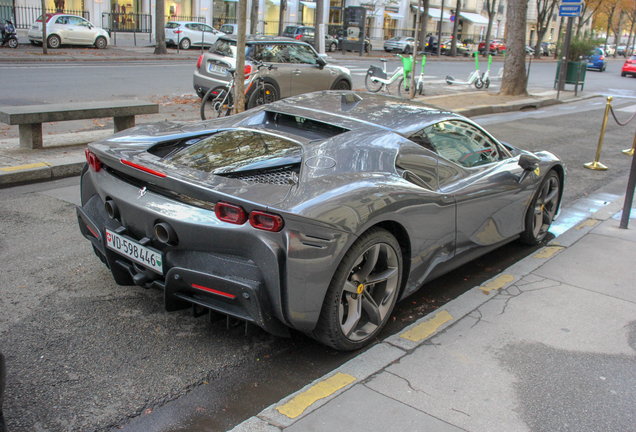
[{"left": 0, "top": 100, "right": 159, "bottom": 150}]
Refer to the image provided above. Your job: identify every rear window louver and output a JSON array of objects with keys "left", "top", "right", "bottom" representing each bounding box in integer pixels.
[{"left": 221, "top": 164, "right": 299, "bottom": 185}]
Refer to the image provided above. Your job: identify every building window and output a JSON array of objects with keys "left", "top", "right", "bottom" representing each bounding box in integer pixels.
[
  {"left": 46, "top": 0, "right": 85, "bottom": 11},
  {"left": 213, "top": 0, "right": 236, "bottom": 27},
  {"left": 166, "top": 0, "right": 192, "bottom": 20}
]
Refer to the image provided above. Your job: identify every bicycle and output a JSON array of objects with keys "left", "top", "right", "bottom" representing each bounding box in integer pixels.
[
  {"left": 445, "top": 53, "right": 484, "bottom": 89},
  {"left": 200, "top": 62, "right": 278, "bottom": 120},
  {"left": 365, "top": 54, "right": 414, "bottom": 97}
]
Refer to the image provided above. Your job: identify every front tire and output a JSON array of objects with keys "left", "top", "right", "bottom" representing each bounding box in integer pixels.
[
  {"left": 47, "top": 35, "right": 61, "bottom": 49},
  {"left": 180, "top": 38, "right": 191, "bottom": 50},
  {"left": 94, "top": 36, "right": 107, "bottom": 49},
  {"left": 247, "top": 83, "right": 278, "bottom": 109},
  {"left": 8, "top": 37, "right": 18, "bottom": 49},
  {"left": 520, "top": 170, "right": 560, "bottom": 245},
  {"left": 365, "top": 71, "right": 383, "bottom": 92},
  {"left": 332, "top": 80, "right": 351, "bottom": 90},
  {"left": 397, "top": 76, "right": 410, "bottom": 97},
  {"left": 313, "top": 228, "right": 402, "bottom": 351},
  {"left": 403, "top": 45, "right": 410, "bottom": 54},
  {"left": 622, "top": 72, "right": 627, "bottom": 77}
]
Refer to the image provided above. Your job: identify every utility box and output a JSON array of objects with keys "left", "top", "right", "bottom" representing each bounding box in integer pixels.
[{"left": 342, "top": 6, "right": 366, "bottom": 55}]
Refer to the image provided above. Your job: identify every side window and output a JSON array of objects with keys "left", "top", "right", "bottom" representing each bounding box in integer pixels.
[
  {"left": 55, "top": 16, "right": 67, "bottom": 24},
  {"left": 258, "top": 44, "right": 290, "bottom": 63},
  {"left": 304, "top": 28, "right": 315, "bottom": 37},
  {"left": 186, "top": 24, "right": 198, "bottom": 30},
  {"left": 424, "top": 120, "right": 501, "bottom": 168},
  {"left": 288, "top": 44, "right": 317, "bottom": 64},
  {"left": 68, "top": 17, "right": 83, "bottom": 26},
  {"left": 202, "top": 24, "right": 213, "bottom": 33}
]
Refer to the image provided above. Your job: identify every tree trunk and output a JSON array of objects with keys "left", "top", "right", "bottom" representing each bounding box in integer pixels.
[
  {"left": 451, "top": 0, "right": 461, "bottom": 56},
  {"left": 614, "top": 11, "right": 625, "bottom": 57},
  {"left": 41, "top": 0, "right": 47, "bottom": 54},
  {"left": 314, "top": 0, "right": 324, "bottom": 54},
  {"left": 154, "top": 0, "right": 167, "bottom": 54},
  {"left": 278, "top": 0, "right": 286, "bottom": 36},
  {"left": 483, "top": 0, "right": 496, "bottom": 57},
  {"left": 604, "top": 7, "right": 616, "bottom": 54},
  {"left": 250, "top": 0, "right": 259, "bottom": 34},
  {"left": 419, "top": 0, "right": 429, "bottom": 50},
  {"left": 500, "top": 0, "right": 528, "bottom": 96},
  {"left": 234, "top": 0, "right": 247, "bottom": 115},
  {"left": 411, "top": 0, "right": 422, "bottom": 98}
]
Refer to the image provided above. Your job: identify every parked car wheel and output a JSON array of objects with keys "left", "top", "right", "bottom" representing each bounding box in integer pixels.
[
  {"left": 180, "top": 38, "right": 191, "bottom": 50},
  {"left": 247, "top": 83, "right": 278, "bottom": 109},
  {"left": 622, "top": 72, "right": 628, "bottom": 77},
  {"left": 47, "top": 34, "right": 61, "bottom": 49},
  {"left": 94, "top": 36, "right": 107, "bottom": 49},
  {"left": 403, "top": 45, "right": 410, "bottom": 54},
  {"left": 313, "top": 227, "right": 402, "bottom": 351},
  {"left": 329, "top": 42, "right": 337, "bottom": 52},
  {"left": 520, "top": 170, "right": 560, "bottom": 245},
  {"left": 333, "top": 80, "right": 351, "bottom": 90}
]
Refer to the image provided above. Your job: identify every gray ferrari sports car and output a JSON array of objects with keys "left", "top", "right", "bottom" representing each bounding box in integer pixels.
[{"left": 76, "top": 92, "right": 564, "bottom": 350}]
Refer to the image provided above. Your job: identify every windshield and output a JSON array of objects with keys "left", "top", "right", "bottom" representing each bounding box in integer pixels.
[{"left": 165, "top": 22, "right": 179, "bottom": 29}]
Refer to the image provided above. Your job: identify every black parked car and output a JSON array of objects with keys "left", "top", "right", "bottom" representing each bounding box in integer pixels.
[{"left": 334, "top": 28, "right": 372, "bottom": 52}]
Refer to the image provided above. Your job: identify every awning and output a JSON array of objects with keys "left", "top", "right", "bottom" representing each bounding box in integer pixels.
[
  {"left": 426, "top": 7, "right": 452, "bottom": 22},
  {"left": 385, "top": 12, "right": 404, "bottom": 19},
  {"left": 460, "top": 12, "right": 489, "bottom": 25},
  {"left": 300, "top": 1, "right": 316, "bottom": 9}
]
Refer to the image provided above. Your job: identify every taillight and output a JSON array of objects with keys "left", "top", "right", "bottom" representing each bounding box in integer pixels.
[
  {"left": 85, "top": 148, "right": 102, "bottom": 172},
  {"left": 196, "top": 54, "right": 203, "bottom": 69},
  {"left": 599, "top": 56, "right": 605, "bottom": 60},
  {"left": 120, "top": 159, "right": 166, "bottom": 178},
  {"left": 215, "top": 202, "right": 247, "bottom": 225},
  {"left": 295, "top": 35, "right": 302, "bottom": 40},
  {"left": 174, "top": 30, "right": 182, "bottom": 34},
  {"left": 244, "top": 64, "right": 251, "bottom": 75},
  {"left": 249, "top": 211, "right": 284, "bottom": 232}
]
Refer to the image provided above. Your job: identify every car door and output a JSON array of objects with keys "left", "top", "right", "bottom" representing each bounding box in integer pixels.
[
  {"left": 300, "top": 27, "right": 315, "bottom": 45},
  {"left": 199, "top": 24, "right": 218, "bottom": 46},
  {"left": 288, "top": 44, "right": 330, "bottom": 95},
  {"left": 70, "top": 17, "right": 95, "bottom": 44},
  {"left": 253, "top": 43, "right": 294, "bottom": 98},
  {"left": 185, "top": 23, "right": 202, "bottom": 45},
  {"left": 52, "top": 16, "right": 72, "bottom": 43},
  {"left": 423, "top": 120, "right": 531, "bottom": 254}
]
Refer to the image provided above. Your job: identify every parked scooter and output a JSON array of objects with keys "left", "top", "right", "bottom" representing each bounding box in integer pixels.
[
  {"left": 445, "top": 52, "right": 484, "bottom": 89},
  {"left": 0, "top": 19, "right": 18, "bottom": 49}
]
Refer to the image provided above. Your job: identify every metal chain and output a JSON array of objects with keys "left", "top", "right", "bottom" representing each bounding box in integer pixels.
[{"left": 609, "top": 105, "right": 636, "bottom": 126}]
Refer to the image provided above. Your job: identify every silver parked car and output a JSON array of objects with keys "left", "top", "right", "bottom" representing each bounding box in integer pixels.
[
  {"left": 165, "top": 21, "right": 224, "bottom": 50},
  {"left": 193, "top": 35, "right": 352, "bottom": 100},
  {"left": 384, "top": 36, "right": 415, "bottom": 54},
  {"left": 77, "top": 91, "right": 564, "bottom": 351},
  {"left": 28, "top": 13, "right": 109, "bottom": 49}
]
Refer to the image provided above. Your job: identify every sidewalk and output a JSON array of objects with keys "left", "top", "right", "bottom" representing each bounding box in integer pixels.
[
  {"left": 0, "top": 87, "right": 597, "bottom": 187},
  {"left": 230, "top": 193, "right": 636, "bottom": 432}
]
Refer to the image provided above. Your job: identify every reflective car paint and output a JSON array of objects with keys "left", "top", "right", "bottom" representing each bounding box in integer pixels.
[
  {"left": 77, "top": 91, "right": 565, "bottom": 339},
  {"left": 27, "top": 13, "right": 109, "bottom": 48},
  {"left": 587, "top": 48, "right": 608, "bottom": 71},
  {"left": 622, "top": 55, "right": 636, "bottom": 77}
]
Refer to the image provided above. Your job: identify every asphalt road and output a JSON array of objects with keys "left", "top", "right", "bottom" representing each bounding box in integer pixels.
[{"left": 2, "top": 62, "right": 636, "bottom": 431}]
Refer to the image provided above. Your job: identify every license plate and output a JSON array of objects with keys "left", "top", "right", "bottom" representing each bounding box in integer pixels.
[
  {"left": 105, "top": 229, "right": 163, "bottom": 274},
  {"left": 208, "top": 64, "right": 227, "bottom": 75}
]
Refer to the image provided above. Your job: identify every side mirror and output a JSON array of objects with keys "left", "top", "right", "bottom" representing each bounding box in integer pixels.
[
  {"left": 518, "top": 152, "right": 541, "bottom": 171},
  {"left": 316, "top": 56, "right": 327, "bottom": 68}
]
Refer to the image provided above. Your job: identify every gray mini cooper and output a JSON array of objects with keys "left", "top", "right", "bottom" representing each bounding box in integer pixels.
[{"left": 193, "top": 35, "right": 352, "bottom": 101}]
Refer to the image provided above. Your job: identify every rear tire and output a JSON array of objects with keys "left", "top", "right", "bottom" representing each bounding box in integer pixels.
[
  {"left": 417, "top": 82, "right": 424, "bottom": 95},
  {"left": 8, "top": 37, "right": 18, "bottom": 49},
  {"left": 365, "top": 71, "right": 383, "bottom": 92},
  {"left": 312, "top": 227, "right": 402, "bottom": 351},
  {"left": 329, "top": 42, "right": 337, "bottom": 52},
  {"left": 179, "top": 38, "right": 191, "bottom": 50},
  {"left": 403, "top": 45, "right": 410, "bottom": 54},
  {"left": 622, "top": 72, "right": 627, "bottom": 77},
  {"left": 47, "top": 34, "right": 61, "bottom": 49},
  {"left": 247, "top": 83, "right": 278, "bottom": 109},
  {"left": 397, "top": 77, "right": 410, "bottom": 98}
]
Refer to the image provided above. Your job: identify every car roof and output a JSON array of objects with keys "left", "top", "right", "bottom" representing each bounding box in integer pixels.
[
  {"left": 218, "top": 34, "right": 310, "bottom": 44},
  {"left": 264, "top": 91, "right": 459, "bottom": 136},
  {"left": 167, "top": 21, "right": 209, "bottom": 25}
]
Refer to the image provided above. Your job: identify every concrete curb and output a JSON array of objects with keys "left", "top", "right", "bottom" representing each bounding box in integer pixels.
[
  {"left": 0, "top": 156, "right": 85, "bottom": 187},
  {"left": 229, "top": 193, "right": 627, "bottom": 432}
]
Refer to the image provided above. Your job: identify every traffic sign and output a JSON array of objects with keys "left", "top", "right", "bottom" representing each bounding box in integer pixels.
[
  {"left": 561, "top": 0, "right": 583, "bottom": 3},
  {"left": 559, "top": 4, "right": 582, "bottom": 16}
]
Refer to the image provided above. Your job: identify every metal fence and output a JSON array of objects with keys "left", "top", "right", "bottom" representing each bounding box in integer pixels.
[
  {"left": 3, "top": 5, "right": 90, "bottom": 29},
  {"left": 101, "top": 12, "right": 151, "bottom": 33},
  {"left": 169, "top": 15, "right": 205, "bottom": 23}
]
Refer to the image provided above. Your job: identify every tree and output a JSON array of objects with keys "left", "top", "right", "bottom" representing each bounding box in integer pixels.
[
  {"left": 482, "top": 0, "right": 497, "bottom": 57},
  {"left": 602, "top": 0, "right": 620, "bottom": 53},
  {"left": 500, "top": 0, "right": 528, "bottom": 95},
  {"left": 450, "top": 0, "right": 461, "bottom": 56},
  {"left": 611, "top": 10, "right": 626, "bottom": 56},
  {"left": 278, "top": 0, "right": 286, "bottom": 36},
  {"left": 576, "top": 0, "right": 604, "bottom": 37},
  {"left": 250, "top": 0, "right": 259, "bottom": 35},
  {"left": 418, "top": 0, "right": 430, "bottom": 50},
  {"left": 624, "top": 2, "right": 636, "bottom": 56},
  {"left": 533, "top": 0, "right": 559, "bottom": 58},
  {"left": 314, "top": 0, "right": 324, "bottom": 54},
  {"left": 154, "top": 0, "right": 168, "bottom": 54},
  {"left": 41, "top": 0, "right": 47, "bottom": 54},
  {"left": 234, "top": 0, "right": 247, "bottom": 115}
]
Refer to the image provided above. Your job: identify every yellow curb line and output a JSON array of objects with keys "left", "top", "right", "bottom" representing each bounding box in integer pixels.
[
  {"left": 575, "top": 219, "right": 599, "bottom": 230},
  {"left": 533, "top": 245, "right": 565, "bottom": 259},
  {"left": 400, "top": 310, "right": 453, "bottom": 342},
  {"left": 479, "top": 274, "right": 514, "bottom": 293},
  {"left": 0, "top": 162, "right": 51, "bottom": 173},
  {"left": 276, "top": 372, "right": 356, "bottom": 419}
]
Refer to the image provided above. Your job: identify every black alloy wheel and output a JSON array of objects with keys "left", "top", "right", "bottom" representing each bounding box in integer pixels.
[
  {"left": 520, "top": 170, "right": 560, "bottom": 245},
  {"left": 313, "top": 228, "right": 402, "bottom": 351}
]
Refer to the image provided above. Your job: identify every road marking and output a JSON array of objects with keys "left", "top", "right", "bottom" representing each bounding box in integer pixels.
[
  {"left": 617, "top": 104, "right": 636, "bottom": 113},
  {"left": 0, "top": 162, "right": 50, "bottom": 172},
  {"left": 575, "top": 218, "right": 599, "bottom": 229},
  {"left": 479, "top": 274, "right": 514, "bottom": 293},
  {"left": 533, "top": 246, "right": 565, "bottom": 259},
  {"left": 400, "top": 310, "right": 453, "bottom": 342},
  {"left": 276, "top": 372, "right": 356, "bottom": 419}
]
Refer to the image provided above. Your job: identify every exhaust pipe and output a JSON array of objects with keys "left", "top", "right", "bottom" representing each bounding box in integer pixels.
[
  {"left": 105, "top": 200, "right": 119, "bottom": 220},
  {"left": 154, "top": 222, "right": 178, "bottom": 245}
]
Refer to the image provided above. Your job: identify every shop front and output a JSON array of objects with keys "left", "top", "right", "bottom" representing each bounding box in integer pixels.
[{"left": 213, "top": 0, "right": 235, "bottom": 28}]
